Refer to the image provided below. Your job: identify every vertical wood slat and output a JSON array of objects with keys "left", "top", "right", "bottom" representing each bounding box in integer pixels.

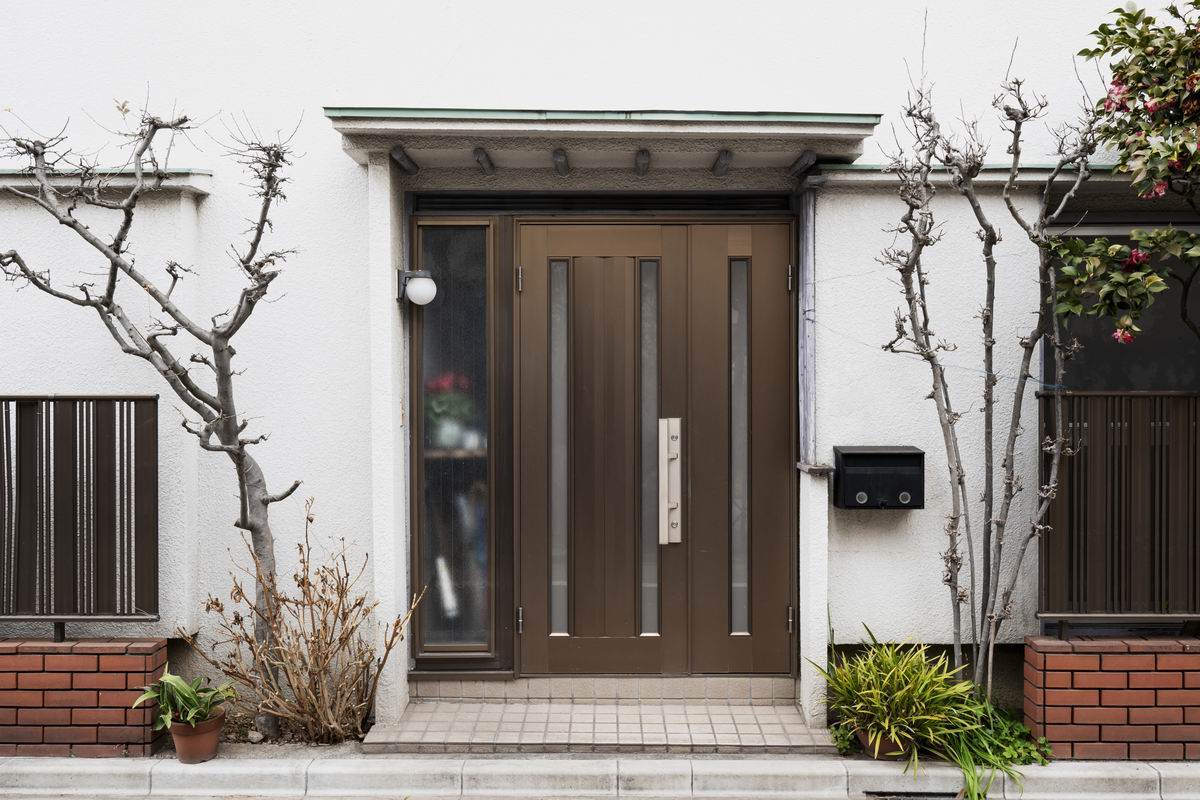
[
  {"left": 14, "top": 401, "right": 38, "bottom": 614},
  {"left": 53, "top": 400, "right": 77, "bottom": 615},
  {"left": 569, "top": 255, "right": 602, "bottom": 637},
  {"left": 687, "top": 224, "right": 733, "bottom": 672},
  {"left": 0, "top": 396, "right": 157, "bottom": 619},
  {"left": 0, "top": 402, "right": 8, "bottom": 614},
  {"left": 1041, "top": 392, "right": 1200, "bottom": 619},
  {"left": 93, "top": 401, "right": 117, "bottom": 615},
  {"left": 133, "top": 400, "right": 157, "bottom": 614},
  {"left": 568, "top": 255, "right": 638, "bottom": 638}
]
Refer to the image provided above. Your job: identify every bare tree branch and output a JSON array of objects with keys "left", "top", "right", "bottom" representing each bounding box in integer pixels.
[
  {"left": 880, "top": 84, "right": 970, "bottom": 669},
  {"left": 884, "top": 75, "right": 1096, "bottom": 695},
  {"left": 1, "top": 107, "right": 303, "bottom": 739}
]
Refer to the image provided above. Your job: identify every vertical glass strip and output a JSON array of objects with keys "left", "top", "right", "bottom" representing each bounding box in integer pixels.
[
  {"left": 638, "top": 259, "right": 660, "bottom": 635},
  {"left": 729, "top": 258, "right": 751, "bottom": 635},
  {"left": 418, "top": 225, "right": 489, "bottom": 646},
  {"left": 549, "top": 259, "right": 570, "bottom": 635}
]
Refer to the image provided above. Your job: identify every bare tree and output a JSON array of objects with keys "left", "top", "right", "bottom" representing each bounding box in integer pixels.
[
  {"left": 881, "top": 89, "right": 974, "bottom": 671},
  {"left": 0, "top": 111, "right": 299, "bottom": 737},
  {"left": 883, "top": 79, "right": 1096, "bottom": 695}
]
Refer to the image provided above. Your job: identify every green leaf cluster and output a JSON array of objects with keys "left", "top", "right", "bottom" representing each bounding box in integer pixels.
[
  {"left": 815, "top": 629, "right": 1049, "bottom": 800},
  {"left": 1052, "top": 229, "right": 1182, "bottom": 332},
  {"left": 425, "top": 391, "right": 476, "bottom": 428},
  {"left": 132, "top": 666, "right": 237, "bottom": 731},
  {"left": 1081, "top": 3, "right": 1200, "bottom": 201}
]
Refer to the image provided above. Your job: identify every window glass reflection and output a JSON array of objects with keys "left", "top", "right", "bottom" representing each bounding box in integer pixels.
[{"left": 419, "top": 226, "right": 489, "bottom": 646}]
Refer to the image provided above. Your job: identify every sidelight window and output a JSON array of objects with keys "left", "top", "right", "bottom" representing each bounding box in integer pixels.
[
  {"left": 548, "top": 258, "right": 570, "bottom": 635},
  {"left": 638, "top": 258, "right": 660, "bottom": 635},
  {"left": 416, "top": 225, "right": 490, "bottom": 648},
  {"left": 729, "top": 257, "right": 751, "bottom": 635}
]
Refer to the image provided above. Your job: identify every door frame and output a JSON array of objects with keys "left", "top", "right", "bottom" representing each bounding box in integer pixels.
[
  {"left": 508, "top": 215, "right": 800, "bottom": 677},
  {"left": 405, "top": 209, "right": 800, "bottom": 678}
]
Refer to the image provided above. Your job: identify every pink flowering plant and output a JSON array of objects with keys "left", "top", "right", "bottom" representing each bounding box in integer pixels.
[
  {"left": 1081, "top": 3, "right": 1200, "bottom": 201},
  {"left": 1054, "top": 2, "right": 1200, "bottom": 343},
  {"left": 1051, "top": 231, "right": 1177, "bottom": 341},
  {"left": 423, "top": 370, "right": 477, "bottom": 427}
]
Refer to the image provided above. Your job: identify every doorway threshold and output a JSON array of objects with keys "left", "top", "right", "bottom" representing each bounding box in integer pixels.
[
  {"left": 411, "top": 675, "right": 797, "bottom": 703},
  {"left": 364, "top": 699, "right": 835, "bottom": 755}
]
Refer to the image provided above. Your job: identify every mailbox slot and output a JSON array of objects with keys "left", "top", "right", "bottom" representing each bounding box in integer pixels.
[{"left": 832, "top": 446, "right": 924, "bottom": 509}]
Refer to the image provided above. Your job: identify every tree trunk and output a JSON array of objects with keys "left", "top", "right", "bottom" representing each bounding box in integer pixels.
[
  {"left": 237, "top": 452, "right": 282, "bottom": 740},
  {"left": 212, "top": 337, "right": 283, "bottom": 738}
]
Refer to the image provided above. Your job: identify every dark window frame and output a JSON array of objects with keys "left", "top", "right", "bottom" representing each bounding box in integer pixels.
[{"left": 408, "top": 217, "right": 515, "bottom": 672}]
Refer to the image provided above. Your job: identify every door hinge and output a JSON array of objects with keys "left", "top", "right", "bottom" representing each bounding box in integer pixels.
[
  {"left": 786, "top": 605, "right": 795, "bottom": 634},
  {"left": 516, "top": 265, "right": 524, "bottom": 293},
  {"left": 786, "top": 263, "right": 794, "bottom": 293},
  {"left": 517, "top": 606, "right": 524, "bottom": 634}
]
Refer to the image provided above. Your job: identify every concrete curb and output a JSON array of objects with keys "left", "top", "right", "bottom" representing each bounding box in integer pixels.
[{"left": 0, "top": 755, "right": 1196, "bottom": 799}]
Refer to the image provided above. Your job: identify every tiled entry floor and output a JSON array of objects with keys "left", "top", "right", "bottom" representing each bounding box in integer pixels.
[{"left": 364, "top": 701, "right": 836, "bottom": 754}]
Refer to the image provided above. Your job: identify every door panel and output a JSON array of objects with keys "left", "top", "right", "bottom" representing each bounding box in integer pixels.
[
  {"left": 747, "top": 224, "right": 795, "bottom": 672},
  {"left": 570, "top": 255, "right": 637, "bottom": 638},
  {"left": 687, "top": 225, "right": 735, "bottom": 671},
  {"left": 517, "top": 222, "right": 793, "bottom": 675},
  {"left": 518, "top": 224, "right": 687, "bottom": 673}
]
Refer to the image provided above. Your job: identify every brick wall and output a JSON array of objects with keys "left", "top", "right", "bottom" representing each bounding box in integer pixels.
[
  {"left": 0, "top": 638, "right": 167, "bottom": 757},
  {"left": 1024, "top": 635, "right": 1200, "bottom": 760}
]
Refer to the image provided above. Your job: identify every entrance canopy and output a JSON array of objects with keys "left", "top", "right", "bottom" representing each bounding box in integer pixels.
[{"left": 323, "top": 107, "right": 881, "bottom": 190}]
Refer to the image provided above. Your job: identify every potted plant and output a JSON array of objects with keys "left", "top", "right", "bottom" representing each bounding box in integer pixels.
[
  {"left": 424, "top": 371, "right": 478, "bottom": 449},
  {"left": 813, "top": 628, "right": 977, "bottom": 765},
  {"left": 133, "top": 667, "right": 237, "bottom": 764},
  {"left": 816, "top": 628, "right": 1051, "bottom": 799}
]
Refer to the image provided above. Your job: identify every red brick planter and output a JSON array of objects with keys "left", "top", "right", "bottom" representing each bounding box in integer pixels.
[
  {"left": 1024, "top": 635, "right": 1200, "bottom": 760},
  {"left": 0, "top": 638, "right": 167, "bottom": 757}
]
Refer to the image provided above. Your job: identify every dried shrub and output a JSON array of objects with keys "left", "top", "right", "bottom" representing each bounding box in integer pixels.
[{"left": 183, "top": 499, "right": 420, "bottom": 743}]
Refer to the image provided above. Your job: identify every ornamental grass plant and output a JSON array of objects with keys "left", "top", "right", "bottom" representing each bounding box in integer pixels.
[{"left": 815, "top": 628, "right": 1049, "bottom": 800}]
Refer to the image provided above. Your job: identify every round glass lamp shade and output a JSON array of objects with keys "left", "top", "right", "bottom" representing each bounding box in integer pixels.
[{"left": 405, "top": 275, "right": 438, "bottom": 305}]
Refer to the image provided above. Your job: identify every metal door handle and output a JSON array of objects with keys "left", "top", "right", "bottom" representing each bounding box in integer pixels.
[{"left": 658, "top": 417, "right": 683, "bottom": 545}]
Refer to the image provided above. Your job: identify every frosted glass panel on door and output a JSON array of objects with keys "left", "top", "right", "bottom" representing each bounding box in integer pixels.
[
  {"left": 639, "top": 259, "right": 660, "bottom": 635},
  {"left": 729, "top": 258, "right": 750, "bottom": 635},
  {"left": 419, "top": 225, "right": 488, "bottom": 646},
  {"left": 549, "top": 259, "right": 570, "bottom": 635}
]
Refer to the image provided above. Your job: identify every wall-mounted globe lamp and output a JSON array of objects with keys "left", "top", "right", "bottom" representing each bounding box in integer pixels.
[{"left": 398, "top": 269, "right": 437, "bottom": 306}]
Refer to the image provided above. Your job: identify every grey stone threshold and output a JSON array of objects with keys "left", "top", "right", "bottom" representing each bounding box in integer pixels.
[{"left": 0, "top": 755, "right": 1196, "bottom": 799}]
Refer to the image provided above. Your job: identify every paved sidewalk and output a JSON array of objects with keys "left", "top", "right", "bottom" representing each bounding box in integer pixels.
[{"left": 1, "top": 752, "right": 1199, "bottom": 799}]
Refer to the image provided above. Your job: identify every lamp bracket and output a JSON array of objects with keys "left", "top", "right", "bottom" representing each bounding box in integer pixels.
[{"left": 397, "top": 269, "right": 433, "bottom": 304}]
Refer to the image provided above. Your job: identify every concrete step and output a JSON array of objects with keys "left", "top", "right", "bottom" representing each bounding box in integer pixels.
[
  {"left": 360, "top": 724, "right": 840, "bottom": 758},
  {"left": 0, "top": 753, "right": 1190, "bottom": 799}
]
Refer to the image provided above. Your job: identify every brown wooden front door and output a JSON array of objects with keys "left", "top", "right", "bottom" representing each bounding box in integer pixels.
[{"left": 516, "top": 223, "right": 794, "bottom": 674}]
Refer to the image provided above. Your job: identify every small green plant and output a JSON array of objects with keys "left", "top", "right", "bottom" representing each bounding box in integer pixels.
[
  {"left": 942, "top": 704, "right": 1051, "bottom": 799},
  {"left": 133, "top": 666, "right": 236, "bottom": 730},
  {"left": 828, "top": 721, "right": 858, "bottom": 756}
]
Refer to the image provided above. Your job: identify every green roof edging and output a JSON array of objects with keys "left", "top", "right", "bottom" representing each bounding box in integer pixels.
[{"left": 322, "top": 107, "right": 882, "bottom": 125}]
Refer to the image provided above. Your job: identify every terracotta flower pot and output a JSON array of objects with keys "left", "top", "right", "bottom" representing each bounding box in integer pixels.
[
  {"left": 856, "top": 729, "right": 907, "bottom": 760},
  {"left": 169, "top": 707, "right": 226, "bottom": 764}
]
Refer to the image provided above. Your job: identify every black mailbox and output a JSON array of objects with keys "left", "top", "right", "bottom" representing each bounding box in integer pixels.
[{"left": 832, "top": 446, "right": 925, "bottom": 509}]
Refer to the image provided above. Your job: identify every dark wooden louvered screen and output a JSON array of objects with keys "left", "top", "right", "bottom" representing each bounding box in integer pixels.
[
  {"left": 1040, "top": 392, "right": 1200, "bottom": 620},
  {"left": 0, "top": 396, "right": 157, "bottom": 620}
]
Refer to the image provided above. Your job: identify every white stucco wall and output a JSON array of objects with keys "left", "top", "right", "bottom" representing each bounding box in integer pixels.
[
  {"left": 0, "top": 0, "right": 1150, "bottom": 720},
  {"left": 815, "top": 185, "right": 1044, "bottom": 647}
]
